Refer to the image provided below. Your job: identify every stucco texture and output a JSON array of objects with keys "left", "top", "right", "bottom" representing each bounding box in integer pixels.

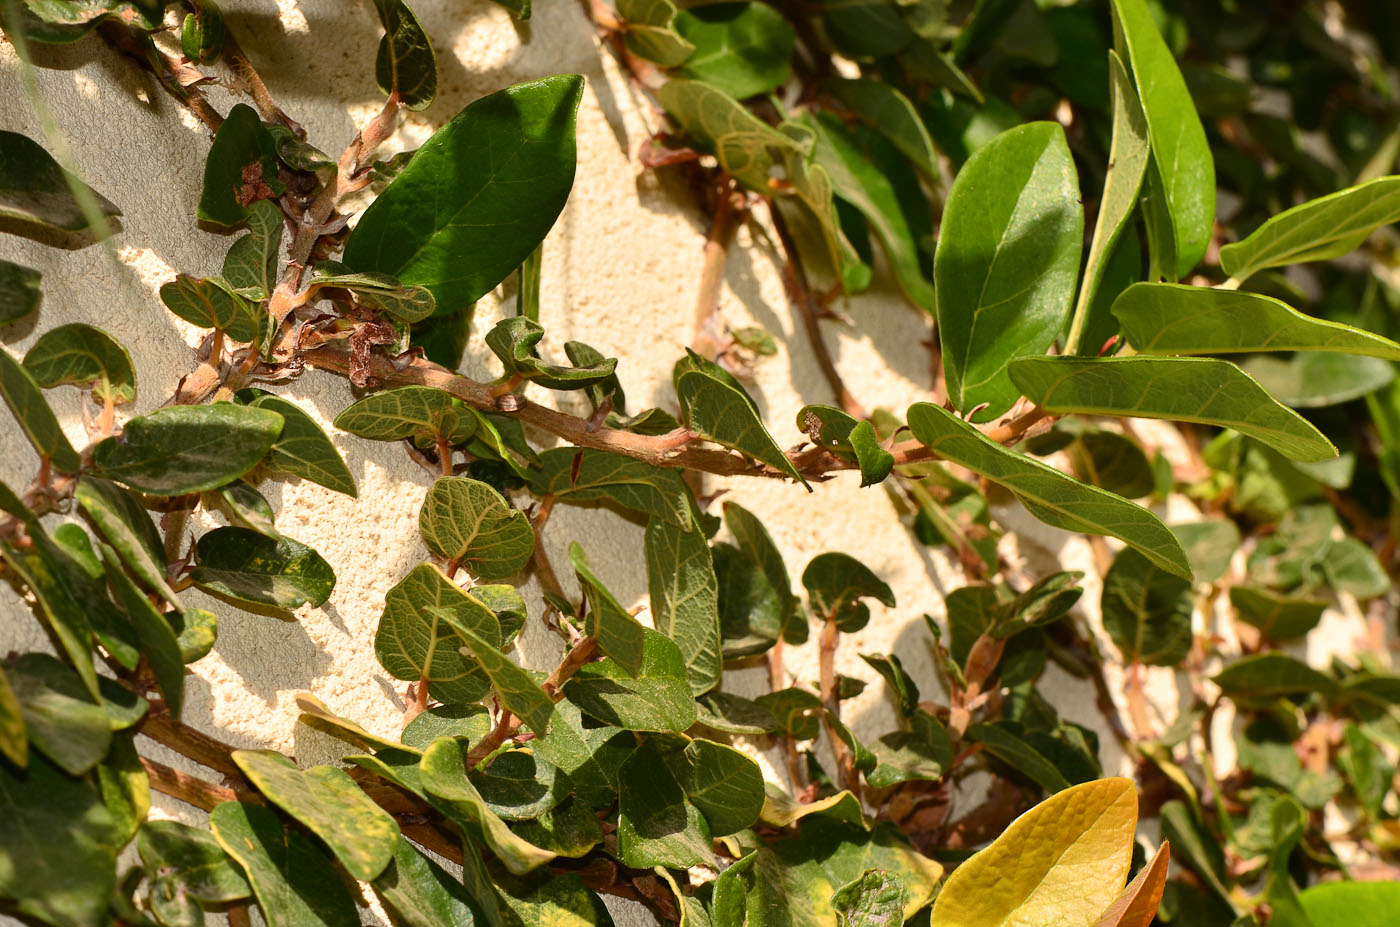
[{"left": 0, "top": 2, "right": 1381, "bottom": 925}]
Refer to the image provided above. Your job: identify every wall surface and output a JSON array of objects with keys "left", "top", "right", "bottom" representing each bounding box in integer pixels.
[{"left": 1, "top": 2, "right": 1380, "bottom": 925}]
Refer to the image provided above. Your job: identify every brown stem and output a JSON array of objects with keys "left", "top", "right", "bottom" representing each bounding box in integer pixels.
[
  {"left": 138, "top": 712, "right": 245, "bottom": 781},
  {"left": 530, "top": 496, "right": 569, "bottom": 607},
  {"left": 141, "top": 757, "right": 242, "bottom": 812},
  {"left": 817, "top": 615, "right": 858, "bottom": 796},
  {"left": 97, "top": 391, "right": 116, "bottom": 437},
  {"left": 226, "top": 902, "right": 252, "bottom": 927},
  {"left": 769, "top": 638, "right": 805, "bottom": 791},
  {"left": 220, "top": 31, "right": 304, "bottom": 136},
  {"left": 98, "top": 23, "right": 224, "bottom": 133},
  {"left": 692, "top": 177, "right": 741, "bottom": 360},
  {"left": 435, "top": 434, "right": 453, "bottom": 477},
  {"left": 465, "top": 710, "right": 517, "bottom": 769}
]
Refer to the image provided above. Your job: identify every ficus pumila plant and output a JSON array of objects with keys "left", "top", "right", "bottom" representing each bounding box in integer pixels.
[{"left": 1, "top": 1, "right": 1399, "bottom": 926}]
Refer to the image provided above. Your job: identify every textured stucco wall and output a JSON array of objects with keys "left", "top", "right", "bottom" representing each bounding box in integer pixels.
[{"left": 2, "top": 2, "right": 1376, "bottom": 924}]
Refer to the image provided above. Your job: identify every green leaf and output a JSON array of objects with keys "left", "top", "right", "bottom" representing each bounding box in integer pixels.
[
  {"left": 232, "top": 749, "right": 399, "bottom": 881},
  {"left": 344, "top": 76, "right": 584, "bottom": 314},
  {"left": 1213, "top": 653, "right": 1337, "bottom": 700},
  {"left": 209, "top": 801, "right": 360, "bottom": 927},
  {"left": 906, "top": 403, "right": 1191, "bottom": 578},
  {"left": 334, "top": 385, "right": 475, "bottom": 445},
  {"left": 199, "top": 104, "right": 283, "bottom": 226},
  {"left": 1157, "top": 801, "right": 1230, "bottom": 905},
  {"left": 191, "top": 527, "right": 334, "bottom": 610},
  {"left": 802, "top": 552, "right": 894, "bottom": 633},
  {"left": 1323, "top": 537, "right": 1389, "bottom": 599},
  {"left": 563, "top": 628, "right": 697, "bottom": 731},
  {"left": 667, "top": 738, "right": 764, "bottom": 836},
  {"left": 1112, "top": 283, "right": 1400, "bottom": 359},
  {"left": 930, "top": 777, "right": 1135, "bottom": 927},
  {"left": 527, "top": 701, "right": 632, "bottom": 809},
  {"left": 0, "top": 752, "right": 121, "bottom": 927},
  {"left": 1069, "top": 51, "right": 1149, "bottom": 355},
  {"left": 755, "top": 687, "right": 822, "bottom": 739},
  {"left": 452, "top": 624, "right": 554, "bottom": 735},
  {"left": 677, "top": 354, "right": 806, "bottom": 484},
  {"left": 657, "top": 78, "right": 800, "bottom": 191},
  {"left": 816, "top": 0, "right": 912, "bottom": 58},
  {"left": 7, "top": 653, "right": 112, "bottom": 776},
  {"left": 676, "top": 2, "right": 794, "bottom": 99},
  {"left": 138, "top": 820, "right": 251, "bottom": 921},
  {"left": 221, "top": 199, "right": 283, "bottom": 297},
  {"left": 804, "top": 112, "right": 934, "bottom": 312},
  {"left": 171, "top": 607, "right": 218, "bottom": 664},
  {"left": 373, "top": 836, "right": 483, "bottom": 927},
  {"left": 92, "top": 402, "right": 283, "bottom": 495},
  {"left": 473, "top": 749, "right": 567, "bottom": 821},
  {"left": 486, "top": 317, "right": 618, "bottom": 391},
  {"left": 496, "top": 871, "right": 615, "bottom": 927},
  {"left": 23, "top": 323, "right": 135, "bottom": 405},
  {"left": 73, "top": 476, "right": 177, "bottom": 605},
  {"left": 293, "top": 692, "right": 405, "bottom": 753},
  {"left": 860, "top": 654, "right": 919, "bottom": 718},
  {"left": 0, "top": 258, "right": 42, "bottom": 324},
  {"left": 1111, "top": 0, "right": 1214, "bottom": 279},
  {"left": 616, "top": 738, "right": 715, "bottom": 868},
  {"left": 966, "top": 722, "right": 1072, "bottom": 793},
  {"left": 827, "top": 78, "right": 938, "bottom": 181},
  {"left": 101, "top": 543, "right": 185, "bottom": 719},
  {"left": 310, "top": 267, "right": 436, "bottom": 322},
  {"left": 1008, "top": 355, "right": 1337, "bottom": 463},
  {"left": 934, "top": 122, "right": 1083, "bottom": 420},
  {"left": 371, "top": 0, "right": 437, "bottom": 109},
  {"left": 158, "top": 274, "right": 266, "bottom": 343},
  {"left": 0, "top": 534, "right": 102, "bottom": 699},
  {"left": 179, "top": 0, "right": 225, "bottom": 62},
  {"left": 569, "top": 543, "right": 647, "bottom": 677},
  {"left": 1221, "top": 176, "right": 1400, "bottom": 283},
  {"left": 0, "top": 665, "right": 25, "bottom": 768},
  {"left": 618, "top": 0, "right": 695, "bottom": 66},
  {"left": 215, "top": 480, "right": 278, "bottom": 534},
  {"left": 833, "top": 870, "right": 907, "bottom": 927},
  {"left": 696, "top": 691, "right": 777, "bottom": 735},
  {"left": 245, "top": 394, "right": 357, "bottom": 497},
  {"left": 374, "top": 562, "right": 500, "bottom": 703},
  {"left": 419, "top": 476, "right": 533, "bottom": 579},
  {"left": 714, "top": 542, "right": 783, "bottom": 659},
  {"left": 508, "top": 797, "right": 604, "bottom": 858},
  {"left": 0, "top": 128, "right": 119, "bottom": 233},
  {"left": 1168, "top": 521, "right": 1238, "bottom": 586},
  {"left": 530, "top": 447, "right": 694, "bottom": 526},
  {"left": 865, "top": 712, "right": 952, "bottom": 789},
  {"left": 0, "top": 347, "right": 80, "bottom": 472},
  {"left": 759, "top": 783, "right": 864, "bottom": 829},
  {"left": 1229, "top": 586, "right": 1326, "bottom": 641},
  {"left": 1100, "top": 547, "right": 1193, "bottom": 667},
  {"left": 418, "top": 738, "right": 557, "bottom": 874},
  {"left": 644, "top": 517, "right": 722, "bottom": 694},
  {"left": 723, "top": 501, "right": 803, "bottom": 642},
  {"left": 1295, "top": 875, "right": 1400, "bottom": 927},
  {"left": 1248, "top": 352, "right": 1395, "bottom": 410}
]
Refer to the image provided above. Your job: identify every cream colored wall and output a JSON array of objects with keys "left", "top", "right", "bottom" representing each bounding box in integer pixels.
[{"left": 4, "top": 2, "right": 1363, "bottom": 924}]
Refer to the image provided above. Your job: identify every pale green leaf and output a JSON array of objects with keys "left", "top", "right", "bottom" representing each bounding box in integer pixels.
[{"left": 420, "top": 476, "right": 534, "bottom": 579}]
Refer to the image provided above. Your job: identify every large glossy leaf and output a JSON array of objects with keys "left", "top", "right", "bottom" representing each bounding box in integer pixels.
[
  {"left": 1068, "top": 52, "right": 1149, "bottom": 354},
  {"left": 645, "top": 517, "right": 722, "bottom": 694},
  {"left": 827, "top": 78, "right": 938, "bottom": 181},
  {"left": 233, "top": 749, "right": 399, "bottom": 881},
  {"left": 0, "top": 752, "right": 121, "bottom": 927},
  {"left": 1008, "top": 355, "right": 1337, "bottom": 462},
  {"left": 92, "top": 403, "right": 283, "bottom": 495},
  {"left": 930, "top": 777, "right": 1136, "bottom": 927},
  {"left": 0, "top": 258, "right": 41, "bottom": 324},
  {"left": 563, "top": 628, "right": 696, "bottom": 731},
  {"left": 529, "top": 447, "right": 693, "bottom": 526},
  {"left": 373, "top": 836, "right": 482, "bottom": 927},
  {"left": 1111, "top": 0, "right": 1214, "bottom": 279},
  {"left": 245, "top": 394, "right": 357, "bottom": 498},
  {"left": 0, "top": 347, "right": 80, "bottom": 472},
  {"left": 23, "top": 324, "right": 135, "bottom": 405},
  {"left": 676, "top": 2, "right": 794, "bottom": 99},
  {"left": 158, "top": 274, "right": 266, "bottom": 343},
  {"left": 1221, "top": 176, "right": 1400, "bottom": 283},
  {"left": 209, "top": 801, "right": 359, "bottom": 927},
  {"left": 371, "top": 0, "right": 437, "bottom": 109},
  {"left": 658, "top": 78, "right": 800, "bottom": 191},
  {"left": 419, "top": 476, "right": 534, "bottom": 579},
  {"left": 344, "top": 76, "right": 583, "bottom": 314},
  {"left": 616, "top": 739, "right": 715, "bottom": 868},
  {"left": 1113, "top": 283, "right": 1400, "bottom": 359},
  {"left": 569, "top": 543, "right": 647, "bottom": 677},
  {"left": 906, "top": 403, "right": 1190, "bottom": 578},
  {"left": 618, "top": 0, "right": 695, "bottom": 66},
  {"left": 934, "top": 122, "right": 1083, "bottom": 420},
  {"left": 1100, "top": 547, "right": 1192, "bottom": 666},
  {"left": 334, "top": 385, "right": 475, "bottom": 445},
  {"left": 222, "top": 199, "right": 283, "bottom": 296},
  {"left": 374, "top": 562, "right": 500, "bottom": 703},
  {"left": 0, "top": 128, "right": 119, "bottom": 232},
  {"left": 191, "top": 527, "right": 335, "bottom": 610}
]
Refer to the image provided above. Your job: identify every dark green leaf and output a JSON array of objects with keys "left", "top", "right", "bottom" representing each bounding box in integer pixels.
[
  {"left": 1170, "top": 520, "right": 1240, "bottom": 585},
  {"left": 802, "top": 552, "right": 894, "bottom": 633},
  {"left": 1100, "top": 547, "right": 1193, "bottom": 666},
  {"left": 0, "top": 258, "right": 41, "bottom": 324},
  {"left": 724, "top": 501, "right": 803, "bottom": 642},
  {"left": 676, "top": 355, "right": 806, "bottom": 484},
  {"left": 1213, "top": 653, "right": 1337, "bottom": 700},
  {"left": 158, "top": 274, "right": 266, "bottom": 343},
  {"left": 472, "top": 749, "right": 566, "bottom": 821},
  {"left": 209, "top": 801, "right": 360, "bottom": 927},
  {"left": 645, "top": 516, "right": 722, "bottom": 694},
  {"left": 0, "top": 128, "right": 119, "bottom": 233},
  {"left": 966, "top": 721, "right": 1071, "bottom": 793},
  {"left": 0, "top": 665, "right": 25, "bottom": 768},
  {"left": 310, "top": 267, "right": 436, "bottom": 322},
  {"left": 7, "top": 653, "right": 111, "bottom": 776},
  {"left": 569, "top": 543, "right": 647, "bottom": 677},
  {"left": 696, "top": 690, "right": 777, "bottom": 735},
  {"left": 214, "top": 480, "right": 278, "bottom": 534},
  {"left": 453, "top": 624, "right": 554, "bottom": 735},
  {"left": 371, "top": 0, "right": 437, "bottom": 109},
  {"left": 344, "top": 76, "right": 584, "bottom": 314},
  {"left": 0, "top": 347, "right": 80, "bottom": 472},
  {"left": 563, "top": 628, "right": 697, "bottom": 731},
  {"left": 713, "top": 541, "right": 783, "bottom": 659},
  {"left": 101, "top": 543, "right": 185, "bottom": 718},
  {"left": 616, "top": 739, "right": 715, "bottom": 868},
  {"left": 246, "top": 394, "right": 357, "bottom": 497},
  {"left": 374, "top": 562, "right": 500, "bottom": 703},
  {"left": 92, "top": 402, "right": 283, "bottom": 495},
  {"left": 832, "top": 870, "right": 907, "bottom": 927},
  {"left": 668, "top": 738, "right": 764, "bottom": 836},
  {"left": 934, "top": 122, "right": 1083, "bottom": 420},
  {"left": 496, "top": 871, "right": 614, "bottom": 927},
  {"left": 618, "top": 0, "right": 695, "bottom": 66},
  {"left": 180, "top": 0, "right": 225, "bottom": 62},
  {"left": 1241, "top": 352, "right": 1394, "bottom": 408},
  {"left": 907, "top": 403, "right": 1191, "bottom": 578},
  {"left": 199, "top": 104, "right": 283, "bottom": 226},
  {"left": 0, "top": 533, "right": 102, "bottom": 699},
  {"left": 74, "top": 477, "right": 177, "bottom": 605},
  {"left": 170, "top": 607, "right": 218, "bottom": 664},
  {"left": 676, "top": 2, "right": 794, "bottom": 99},
  {"left": 23, "top": 323, "right": 135, "bottom": 405},
  {"left": 137, "top": 820, "right": 251, "bottom": 909},
  {"left": 860, "top": 653, "right": 919, "bottom": 718},
  {"left": 827, "top": 78, "right": 938, "bottom": 181},
  {"left": 817, "top": 0, "right": 912, "bottom": 58},
  {"left": 373, "top": 836, "right": 482, "bottom": 927},
  {"left": 509, "top": 797, "right": 604, "bottom": 858},
  {"left": 657, "top": 78, "right": 800, "bottom": 191},
  {"left": 486, "top": 317, "right": 618, "bottom": 391},
  {"left": 1230, "top": 586, "right": 1326, "bottom": 641},
  {"left": 530, "top": 447, "right": 694, "bottom": 526},
  {"left": 221, "top": 199, "right": 283, "bottom": 297},
  {"left": 191, "top": 527, "right": 334, "bottom": 610}
]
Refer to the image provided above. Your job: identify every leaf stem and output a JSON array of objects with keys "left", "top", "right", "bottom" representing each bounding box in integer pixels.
[{"left": 691, "top": 175, "right": 741, "bottom": 360}]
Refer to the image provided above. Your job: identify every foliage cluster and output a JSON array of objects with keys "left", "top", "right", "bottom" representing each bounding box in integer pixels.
[{"left": 3, "top": 1, "right": 1400, "bottom": 927}]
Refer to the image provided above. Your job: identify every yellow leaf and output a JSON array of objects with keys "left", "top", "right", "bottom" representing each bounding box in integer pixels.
[
  {"left": 930, "top": 777, "right": 1138, "bottom": 927},
  {"left": 1092, "top": 841, "right": 1170, "bottom": 927}
]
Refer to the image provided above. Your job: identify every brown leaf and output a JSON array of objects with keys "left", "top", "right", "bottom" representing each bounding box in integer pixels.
[{"left": 1092, "top": 840, "right": 1171, "bottom": 927}]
